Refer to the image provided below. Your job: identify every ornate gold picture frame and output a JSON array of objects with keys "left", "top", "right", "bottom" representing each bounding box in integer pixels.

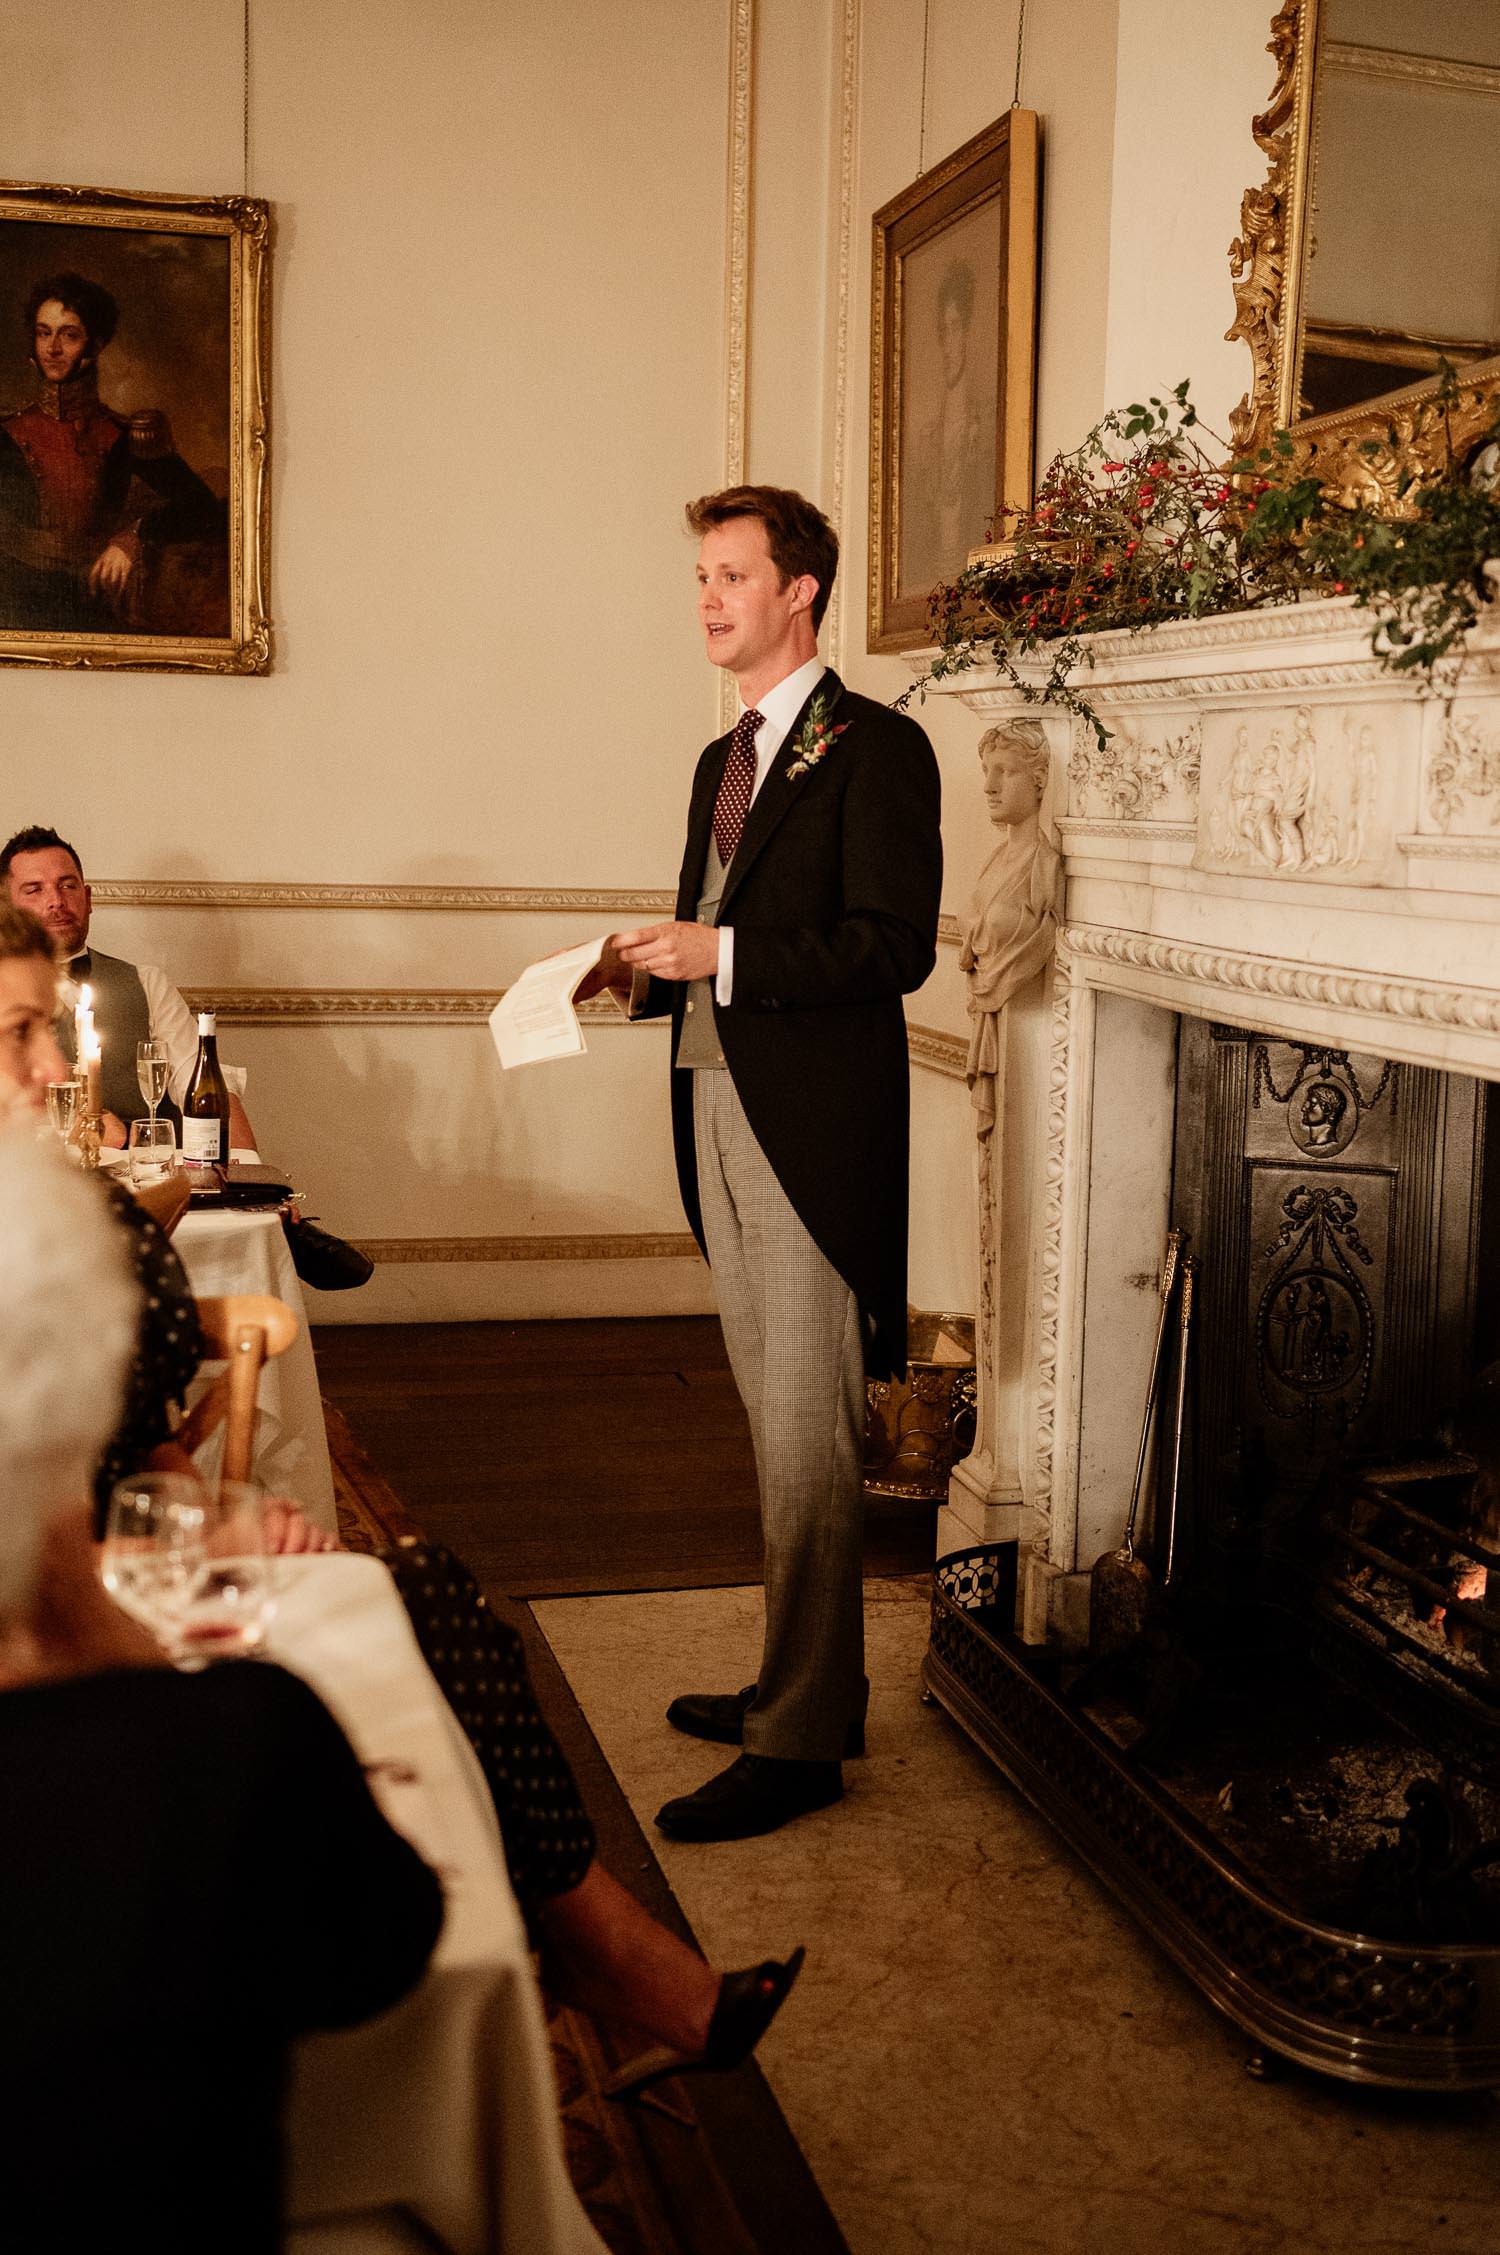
[
  {"left": 0, "top": 180, "right": 270, "bottom": 673},
  {"left": 868, "top": 111, "right": 1040, "bottom": 654},
  {"left": 1228, "top": 1, "right": 1500, "bottom": 506}
]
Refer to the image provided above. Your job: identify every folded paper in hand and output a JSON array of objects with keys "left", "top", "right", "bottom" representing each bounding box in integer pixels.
[{"left": 488, "top": 936, "right": 607, "bottom": 1070}]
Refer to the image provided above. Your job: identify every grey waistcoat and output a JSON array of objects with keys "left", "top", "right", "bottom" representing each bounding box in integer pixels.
[
  {"left": 59, "top": 948, "right": 165, "bottom": 1125},
  {"left": 674, "top": 836, "right": 729, "bottom": 1071}
]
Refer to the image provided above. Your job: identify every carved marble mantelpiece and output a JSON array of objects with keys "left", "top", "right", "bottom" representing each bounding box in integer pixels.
[{"left": 924, "top": 587, "right": 1500, "bottom": 1645}]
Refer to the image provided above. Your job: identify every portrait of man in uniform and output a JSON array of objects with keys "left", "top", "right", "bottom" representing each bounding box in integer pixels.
[{"left": 0, "top": 189, "right": 267, "bottom": 668}]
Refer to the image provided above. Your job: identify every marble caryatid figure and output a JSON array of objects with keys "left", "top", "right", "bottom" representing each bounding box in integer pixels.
[{"left": 958, "top": 717, "right": 1061, "bottom": 1136}]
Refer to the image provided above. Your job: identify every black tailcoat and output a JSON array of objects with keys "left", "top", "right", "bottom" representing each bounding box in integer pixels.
[{"left": 649, "top": 670, "right": 942, "bottom": 1380}]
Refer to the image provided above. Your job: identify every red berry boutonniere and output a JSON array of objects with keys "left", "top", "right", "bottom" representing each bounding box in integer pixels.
[{"left": 785, "top": 690, "right": 850, "bottom": 781}]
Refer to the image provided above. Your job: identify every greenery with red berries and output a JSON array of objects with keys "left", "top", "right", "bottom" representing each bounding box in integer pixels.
[{"left": 910, "top": 375, "right": 1500, "bottom": 747}]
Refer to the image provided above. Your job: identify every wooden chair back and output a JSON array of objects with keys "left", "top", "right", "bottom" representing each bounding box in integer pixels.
[
  {"left": 128, "top": 1170, "right": 192, "bottom": 1237},
  {"left": 177, "top": 1294, "right": 299, "bottom": 1487}
]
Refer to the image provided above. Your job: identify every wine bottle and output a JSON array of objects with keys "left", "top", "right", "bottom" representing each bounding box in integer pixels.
[{"left": 182, "top": 1011, "right": 231, "bottom": 1167}]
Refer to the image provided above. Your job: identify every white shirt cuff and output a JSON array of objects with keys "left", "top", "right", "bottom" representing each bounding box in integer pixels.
[{"left": 715, "top": 926, "right": 734, "bottom": 1006}]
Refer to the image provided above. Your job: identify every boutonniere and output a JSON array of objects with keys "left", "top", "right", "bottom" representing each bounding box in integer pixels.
[{"left": 785, "top": 690, "right": 850, "bottom": 781}]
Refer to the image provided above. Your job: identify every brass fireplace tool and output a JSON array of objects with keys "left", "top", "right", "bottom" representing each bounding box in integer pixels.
[{"left": 1089, "top": 1228, "right": 1198, "bottom": 1659}]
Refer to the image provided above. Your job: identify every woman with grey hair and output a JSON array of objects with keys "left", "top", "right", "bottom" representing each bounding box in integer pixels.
[{"left": 0, "top": 1123, "right": 444, "bottom": 2252}]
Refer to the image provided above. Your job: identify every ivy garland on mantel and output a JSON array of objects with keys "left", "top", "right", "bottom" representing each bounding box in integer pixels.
[{"left": 900, "top": 373, "right": 1500, "bottom": 748}]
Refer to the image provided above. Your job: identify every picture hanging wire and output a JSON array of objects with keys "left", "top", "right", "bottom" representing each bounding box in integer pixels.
[
  {"left": 243, "top": 0, "right": 253, "bottom": 198},
  {"left": 917, "top": 0, "right": 931, "bottom": 177},
  {"left": 1013, "top": 0, "right": 1028, "bottom": 107}
]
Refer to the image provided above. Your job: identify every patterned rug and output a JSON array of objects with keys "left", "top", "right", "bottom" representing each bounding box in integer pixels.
[{"left": 320, "top": 1397, "right": 762, "bottom": 2255}]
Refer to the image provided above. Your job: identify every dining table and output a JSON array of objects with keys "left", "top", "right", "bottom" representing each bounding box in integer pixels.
[
  {"left": 273, "top": 1552, "right": 606, "bottom": 2255},
  {"left": 171, "top": 1194, "right": 338, "bottom": 1534}
]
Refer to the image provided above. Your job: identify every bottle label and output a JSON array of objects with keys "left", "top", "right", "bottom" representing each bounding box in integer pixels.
[{"left": 182, "top": 1117, "right": 222, "bottom": 1164}]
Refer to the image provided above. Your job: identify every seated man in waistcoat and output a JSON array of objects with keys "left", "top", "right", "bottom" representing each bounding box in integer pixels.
[{"left": 1, "top": 825, "right": 256, "bottom": 1153}]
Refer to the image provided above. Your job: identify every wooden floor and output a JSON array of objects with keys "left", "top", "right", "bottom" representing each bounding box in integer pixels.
[{"left": 314, "top": 1315, "right": 936, "bottom": 1598}]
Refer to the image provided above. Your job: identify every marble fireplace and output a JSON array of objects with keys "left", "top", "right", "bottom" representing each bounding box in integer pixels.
[{"left": 919, "top": 586, "right": 1500, "bottom": 2086}]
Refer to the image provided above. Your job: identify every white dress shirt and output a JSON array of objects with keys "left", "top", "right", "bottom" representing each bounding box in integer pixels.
[{"left": 715, "top": 655, "right": 827, "bottom": 1004}]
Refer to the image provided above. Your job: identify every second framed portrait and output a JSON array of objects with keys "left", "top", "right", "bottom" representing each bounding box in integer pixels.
[
  {"left": 869, "top": 111, "right": 1040, "bottom": 654},
  {"left": 0, "top": 180, "right": 270, "bottom": 673}
]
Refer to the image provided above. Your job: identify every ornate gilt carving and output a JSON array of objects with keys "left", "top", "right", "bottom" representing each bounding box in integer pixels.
[
  {"left": 1226, "top": 6, "right": 1500, "bottom": 500},
  {"left": 1226, "top": 1, "right": 1306, "bottom": 459}
]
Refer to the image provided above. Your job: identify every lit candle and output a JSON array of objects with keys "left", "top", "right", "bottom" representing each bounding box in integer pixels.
[
  {"left": 74, "top": 981, "right": 93, "bottom": 1065},
  {"left": 83, "top": 1026, "right": 103, "bottom": 1126}
]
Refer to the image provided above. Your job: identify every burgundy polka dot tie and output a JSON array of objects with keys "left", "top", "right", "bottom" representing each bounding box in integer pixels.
[{"left": 712, "top": 706, "right": 764, "bottom": 868}]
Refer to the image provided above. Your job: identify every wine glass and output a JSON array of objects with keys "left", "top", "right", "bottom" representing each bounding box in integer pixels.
[
  {"left": 44, "top": 1076, "right": 82, "bottom": 1145},
  {"left": 101, "top": 1471, "right": 208, "bottom": 1640},
  {"left": 167, "top": 1482, "right": 275, "bottom": 1667},
  {"left": 136, "top": 1038, "right": 169, "bottom": 1130}
]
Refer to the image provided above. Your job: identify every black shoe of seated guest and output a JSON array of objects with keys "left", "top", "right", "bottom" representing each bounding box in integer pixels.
[
  {"left": 280, "top": 1212, "right": 374, "bottom": 1291},
  {"left": 602, "top": 1947, "right": 806, "bottom": 2102},
  {"left": 654, "top": 1753, "right": 843, "bottom": 1842},
  {"left": 667, "top": 1683, "right": 867, "bottom": 1758}
]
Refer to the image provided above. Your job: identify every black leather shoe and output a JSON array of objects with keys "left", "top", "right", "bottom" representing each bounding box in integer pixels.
[
  {"left": 602, "top": 1946, "right": 806, "bottom": 2103},
  {"left": 667, "top": 1684, "right": 866, "bottom": 1759},
  {"left": 655, "top": 1753, "right": 843, "bottom": 1842}
]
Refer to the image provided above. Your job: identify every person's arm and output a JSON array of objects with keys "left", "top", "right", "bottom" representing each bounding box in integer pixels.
[{"left": 140, "top": 965, "right": 258, "bottom": 1151}]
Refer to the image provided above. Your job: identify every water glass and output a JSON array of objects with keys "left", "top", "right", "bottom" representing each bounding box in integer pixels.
[
  {"left": 101, "top": 1471, "right": 208, "bottom": 1638},
  {"left": 127, "top": 1115, "right": 177, "bottom": 1187},
  {"left": 167, "top": 1481, "right": 276, "bottom": 1668}
]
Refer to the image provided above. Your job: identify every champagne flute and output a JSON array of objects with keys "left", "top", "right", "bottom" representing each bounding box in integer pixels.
[
  {"left": 44, "top": 1076, "right": 82, "bottom": 1145},
  {"left": 136, "top": 1037, "right": 169, "bottom": 1129}
]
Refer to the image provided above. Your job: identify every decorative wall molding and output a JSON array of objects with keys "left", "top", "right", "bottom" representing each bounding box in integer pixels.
[
  {"left": 1061, "top": 925, "right": 1500, "bottom": 1042},
  {"left": 1057, "top": 819, "right": 1197, "bottom": 846},
  {"left": 182, "top": 984, "right": 976, "bottom": 1083},
  {"left": 183, "top": 987, "right": 656, "bottom": 1027},
  {"left": 1398, "top": 833, "right": 1500, "bottom": 862},
  {"left": 936, "top": 911, "right": 961, "bottom": 947},
  {"left": 358, "top": 1232, "right": 703, "bottom": 1266},
  {"left": 906, "top": 1022, "right": 968, "bottom": 1079},
  {"left": 95, "top": 879, "right": 675, "bottom": 914},
  {"left": 1326, "top": 41, "right": 1500, "bottom": 101}
]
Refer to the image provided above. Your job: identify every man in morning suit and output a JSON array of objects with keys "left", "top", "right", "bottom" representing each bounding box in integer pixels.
[{"left": 584, "top": 485, "right": 942, "bottom": 1841}]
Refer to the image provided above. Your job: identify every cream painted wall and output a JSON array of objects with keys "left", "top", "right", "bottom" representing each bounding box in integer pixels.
[
  {"left": 3, "top": 0, "right": 1281, "bottom": 1330},
  {"left": 835, "top": 0, "right": 1268, "bottom": 1323}
]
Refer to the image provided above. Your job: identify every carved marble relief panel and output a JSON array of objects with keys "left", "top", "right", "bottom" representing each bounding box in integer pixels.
[
  {"left": 1194, "top": 701, "right": 1415, "bottom": 881},
  {"left": 1423, "top": 705, "right": 1500, "bottom": 836},
  {"left": 1066, "top": 715, "right": 1201, "bottom": 822}
]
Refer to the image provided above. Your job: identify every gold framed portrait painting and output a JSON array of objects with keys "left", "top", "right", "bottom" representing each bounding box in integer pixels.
[
  {"left": 0, "top": 181, "right": 269, "bottom": 673},
  {"left": 869, "top": 111, "right": 1040, "bottom": 654}
]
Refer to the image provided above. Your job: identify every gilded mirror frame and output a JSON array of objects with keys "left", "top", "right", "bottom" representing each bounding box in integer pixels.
[{"left": 1228, "top": 0, "right": 1500, "bottom": 505}]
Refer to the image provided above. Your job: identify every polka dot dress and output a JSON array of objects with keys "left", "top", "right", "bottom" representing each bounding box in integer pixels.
[
  {"left": 378, "top": 1542, "right": 595, "bottom": 1915},
  {"left": 92, "top": 1181, "right": 206, "bottom": 1524}
]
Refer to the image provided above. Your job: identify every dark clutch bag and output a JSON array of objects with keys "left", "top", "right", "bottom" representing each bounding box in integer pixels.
[{"left": 188, "top": 1162, "right": 295, "bottom": 1209}]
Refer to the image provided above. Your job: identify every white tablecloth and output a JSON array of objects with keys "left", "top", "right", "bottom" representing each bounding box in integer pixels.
[
  {"left": 173, "top": 1207, "right": 338, "bottom": 1533},
  {"left": 274, "top": 1555, "right": 604, "bottom": 2255}
]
